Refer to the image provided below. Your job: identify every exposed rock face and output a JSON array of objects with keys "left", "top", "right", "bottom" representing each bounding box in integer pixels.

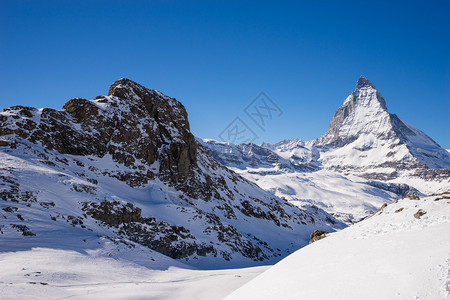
[
  {"left": 1, "top": 79, "right": 198, "bottom": 188},
  {"left": 366, "top": 181, "right": 422, "bottom": 197},
  {"left": 0, "top": 79, "right": 341, "bottom": 266},
  {"left": 356, "top": 75, "right": 376, "bottom": 90},
  {"left": 413, "top": 209, "right": 427, "bottom": 219},
  {"left": 81, "top": 201, "right": 217, "bottom": 259},
  {"left": 309, "top": 230, "right": 328, "bottom": 244}
]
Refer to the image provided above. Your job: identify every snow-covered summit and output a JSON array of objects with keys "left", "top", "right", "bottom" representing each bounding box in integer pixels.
[
  {"left": 313, "top": 76, "right": 449, "bottom": 172},
  {"left": 261, "top": 139, "right": 305, "bottom": 151},
  {"left": 202, "top": 76, "right": 449, "bottom": 224},
  {"left": 314, "top": 76, "right": 393, "bottom": 147}
]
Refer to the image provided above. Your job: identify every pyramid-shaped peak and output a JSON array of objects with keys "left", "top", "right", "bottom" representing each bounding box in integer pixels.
[{"left": 356, "top": 75, "right": 376, "bottom": 89}]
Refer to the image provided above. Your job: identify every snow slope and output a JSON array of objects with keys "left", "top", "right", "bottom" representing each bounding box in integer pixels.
[
  {"left": 0, "top": 247, "right": 268, "bottom": 300},
  {"left": 201, "top": 138, "right": 427, "bottom": 223},
  {"left": 225, "top": 193, "right": 450, "bottom": 300},
  {"left": 0, "top": 143, "right": 338, "bottom": 268}
]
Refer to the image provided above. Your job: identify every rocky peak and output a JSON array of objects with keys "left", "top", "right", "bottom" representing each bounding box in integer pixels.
[
  {"left": 356, "top": 75, "right": 375, "bottom": 89},
  {"left": 313, "top": 76, "right": 391, "bottom": 147},
  {"left": 106, "top": 78, "right": 191, "bottom": 132},
  {"left": 1, "top": 79, "right": 198, "bottom": 187},
  {"left": 351, "top": 76, "right": 387, "bottom": 111},
  {"left": 108, "top": 78, "right": 142, "bottom": 97},
  {"left": 312, "top": 76, "right": 450, "bottom": 175},
  {"left": 0, "top": 79, "right": 340, "bottom": 266}
]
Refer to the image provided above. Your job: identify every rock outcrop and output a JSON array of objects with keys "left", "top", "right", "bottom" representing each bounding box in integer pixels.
[{"left": 309, "top": 230, "right": 328, "bottom": 244}]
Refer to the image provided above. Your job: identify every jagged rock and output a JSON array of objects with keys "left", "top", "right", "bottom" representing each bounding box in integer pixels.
[
  {"left": 10, "top": 224, "right": 35, "bottom": 236},
  {"left": 309, "top": 230, "right": 328, "bottom": 244},
  {"left": 413, "top": 209, "right": 427, "bottom": 219},
  {"left": 1, "top": 79, "right": 198, "bottom": 188},
  {"left": 81, "top": 200, "right": 216, "bottom": 259}
]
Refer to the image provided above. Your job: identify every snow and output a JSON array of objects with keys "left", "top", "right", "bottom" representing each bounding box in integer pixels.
[
  {"left": 200, "top": 77, "right": 450, "bottom": 224},
  {"left": 0, "top": 247, "right": 268, "bottom": 300},
  {"left": 231, "top": 167, "right": 396, "bottom": 223},
  {"left": 225, "top": 194, "right": 450, "bottom": 300},
  {"left": 1, "top": 76, "right": 448, "bottom": 299},
  {"left": 201, "top": 138, "right": 436, "bottom": 224},
  {"left": 0, "top": 130, "right": 343, "bottom": 277},
  {"left": 0, "top": 140, "right": 281, "bottom": 298}
]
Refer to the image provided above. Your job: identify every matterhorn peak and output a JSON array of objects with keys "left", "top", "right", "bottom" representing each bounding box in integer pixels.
[
  {"left": 356, "top": 75, "right": 376, "bottom": 89},
  {"left": 313, "top": 76, "right": 395, "bottom": 147},
  {"left": 312, "top": 76, "right": 449, "bottom": 170},
  {"left": 312, "top": 76, "right": 392, "bottom": 147},
  {"left": 353, "top": 75, "right": 387, "bottom": 110}
]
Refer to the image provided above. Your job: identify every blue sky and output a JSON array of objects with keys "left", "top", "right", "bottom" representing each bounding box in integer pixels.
[{"left": 1, "top": 0, "right": 449, "bottom": 147}]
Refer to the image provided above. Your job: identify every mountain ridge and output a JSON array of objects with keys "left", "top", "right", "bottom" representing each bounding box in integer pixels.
[
  {"left": 202, "top": 76, "right": 449, "bottom": 223},
  {"left": 0, "top": 79, "right": 343, "bottom": 268}
]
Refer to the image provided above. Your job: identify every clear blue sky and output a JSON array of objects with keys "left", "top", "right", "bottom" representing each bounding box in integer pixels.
[{"left": 1, "top": 0, "right": 449, "bottom": 147}]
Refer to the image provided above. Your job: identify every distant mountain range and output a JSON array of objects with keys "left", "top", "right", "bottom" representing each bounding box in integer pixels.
[{"left": 202, "top": 76, "right": 450, "bottom": 223}]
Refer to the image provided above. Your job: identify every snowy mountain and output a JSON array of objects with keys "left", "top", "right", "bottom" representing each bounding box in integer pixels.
[
  {"left": 312, "top": 75, "right": 450, "bottom": 176},
  {"left": 225, "top": 192, "right": 450, "bottom": 300},
  {"left": 0, "top": 79, "right": 343, "bottom": 269},
  {"left": 1, "top": 77, "right": 448, "bottom": 299},
  {"left": 202, "top": 76, "right": 450, "bottom": 223}
]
